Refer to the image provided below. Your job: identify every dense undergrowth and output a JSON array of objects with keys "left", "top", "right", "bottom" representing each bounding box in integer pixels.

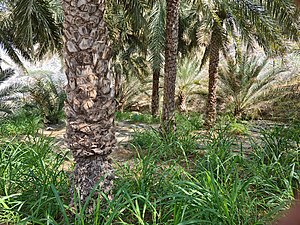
[{"left": 0, "top": 112, "right": 299, "bottom": 224}]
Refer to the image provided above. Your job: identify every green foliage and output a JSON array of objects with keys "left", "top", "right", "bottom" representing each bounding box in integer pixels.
[
  {"left": 176, "top": 112, "right": 204, "bottom": 131},
  {"left": 229, "top": 121, "right": 249, "bottom": 135},
  {"left": 116, "top": 111, "right": 159, "bottom": 124},
  {"left": 0, "top": 111, "right": 43, "bottom": 136},
  {"left": 0, "top": 111, "right": 299, "bottom": 224},
  {"left": 218, "top": 115, "right": 250, "bottom": 135},
  {"left": 265, "top": 72, "right": 300, "bottom": 121},
  {"left": 219, "top": 47, "right": 286, "bottom": 118},
  {"left": 147, "top": 0, "right": 165, "bottom": 71},
  {"left": 0, "top": 66, "right": 20, "bottom": 115},
  {"left": 130, "top": 113, "right": 203, "bottom": 160},
  {"left": 0, "top": 0, "right": 62, "bottom": 66},
  {"left": 24, "top": 75, "right": 66, "bottom": 125},
  {"left": 247, "top": 124, "right": 300, "bottom": 214},
  {"left": 0, "top": 134, "right": 68, "bottom": 224},
  {"left": 114, "top": 76, "right": 149, "bottom": 112},
  {"left": 176, "top": 56, "right": 202, "bottom": 111}
]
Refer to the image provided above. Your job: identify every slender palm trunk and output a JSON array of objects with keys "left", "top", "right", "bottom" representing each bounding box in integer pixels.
[
  {"left": 178, "top": 91, "right": 187, "bottom": 112},
  {"left": 206, "top": 22, "right": 222, "bottom": 128},
  {"left": 162, "top": 0, "right": 180, "bottom": 132},
  {"left": 151, "top": 69, "right": 160, "bottom": 116},
  {"left": 62, "top": 0, "right": 115, "bottom": 203}
]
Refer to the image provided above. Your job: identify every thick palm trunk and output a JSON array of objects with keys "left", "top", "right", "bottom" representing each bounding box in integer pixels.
[
  {"left": 62, "top": 0, "right": 115, "bottom": 203},
  {"left": 162, "top": 0, "right": 180, "bottom": 132},
  {"left": 151, "top": 69, "right": 160, "bottom": 116},
  {"left": 206, "top": 23, "right": 222, "bottom": 128}
]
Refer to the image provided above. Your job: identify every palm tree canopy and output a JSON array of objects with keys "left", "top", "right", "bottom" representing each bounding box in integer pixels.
[
  {"left": 0, "top": 0, "right": 62, "bottom": 67},
  {"left": 191, "top": 0, "right": 299, "bottom": 57}
]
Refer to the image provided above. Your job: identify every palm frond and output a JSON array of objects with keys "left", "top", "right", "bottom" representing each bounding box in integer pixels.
[
  {"left": 12, "top": 0, "right": 62, "bottom": 59},
  {"left": 148, "top": 0, "right": 166, "bottom": 71},
  {"left": 262, "top": 0, "right": 299, "bottom": 42}
]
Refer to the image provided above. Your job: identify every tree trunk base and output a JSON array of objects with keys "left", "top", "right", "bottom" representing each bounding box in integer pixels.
[{"left": 70, "top": 155, "right": 114, "bottom": 206}]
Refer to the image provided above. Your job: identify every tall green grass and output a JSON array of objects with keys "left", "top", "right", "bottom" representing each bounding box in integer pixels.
[
  {"left": 0, "top": 111, "right": 43, "bottom": 136},
  {"left": 0, "top": 115, "right": 69, "bottom": 224},
  {"left": 0, "top": 113, "right": 299, "bottom": 224},
  {"left": 115, "top": 111, "right": 159, "bottom": 124},
  {"left": 129, "top": 113, "right": 203, "bottom": 161}
]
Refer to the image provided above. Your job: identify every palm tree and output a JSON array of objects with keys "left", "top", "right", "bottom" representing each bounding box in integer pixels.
[
  {"left": 106, "top": 0, "right": 151, "bottom": 113},
  {"left": 161, "top": 0, "right": 180, "bottom": 132},
  {"left": 193, "top": 0, "right": 299, "bottom": 128},
  {"left": 62, "top": 0, "right": 115, "bottom": 203},
  {"left": 148, "top": 0, "right": 199, "bottom": 117},
  {"left": 176, "top": 55, "right": 201, "bottom": 112},
  {"left": 218, "top": 47, "right": 286, "bottom": 118},
  {"left": 147, "top": 0, "right": 165, "bottom": 116}
]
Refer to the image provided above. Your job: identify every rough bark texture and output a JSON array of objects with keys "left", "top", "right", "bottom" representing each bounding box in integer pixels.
[
  {"left": 162, "top": 0, "right": 180, "bottom": 132},
  {"left": 62, "top": 0, "right": 115, "bottom": 203},
  {"left": 205, "top": 23, "right": 222, "bottom": 128},
  {"left": 151, "top": 69, "right": 160, "bottom": 116},
  {"left": 178, "top": 92, "right": 187, "bottom": 113}
]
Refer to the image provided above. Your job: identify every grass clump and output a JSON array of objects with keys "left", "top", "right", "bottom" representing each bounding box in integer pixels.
[
  {"left": 0, "top": 136, "right": 69, "bottom": 224},
  {"left": 129, "top": 113, "right": 204, "bottom": 161},
  {"left": 0, "top": 112, "right": 69, "bottom": 224},
  {"left": 0, "top": 111, "right": 43, "bottom": 136},
  {"left": 116, "top": 111, "right": 159, "bottom": 124},
  {"left": 130, "top": 129, "right": 198, "bottom": 161}
]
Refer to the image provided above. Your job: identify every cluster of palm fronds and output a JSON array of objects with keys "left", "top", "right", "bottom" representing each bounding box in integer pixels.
[
  {"left": 218, "top": 47, "right": 287, "bottom": 118},
  {"left": 0, "top": 65, "right": 21, "bottom": 115},
  {"left": 0, "top": 0, "right": 62, "bottom": 67},
  {"left": 23, "top": 73, "right": 66, "bottom": 124}
]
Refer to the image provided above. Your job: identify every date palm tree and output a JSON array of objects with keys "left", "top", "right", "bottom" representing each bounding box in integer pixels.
[
  {"left": 193, "top": 0, "right": 299, "bottom": 128},
  {"left": 62, "top": 0, "right": 115, "bottom": 203},
  {"left": 176, "top": 55, "right": 201, "bottom": 112},
  {"left": 218, "top": 47, "right": 286, "bottom": 118},
  {"left": 148, "top": 0, "right": 165, "bottom": 116},
  {"left": 162, "top": 0, "right": 180, "bottom": 132}
]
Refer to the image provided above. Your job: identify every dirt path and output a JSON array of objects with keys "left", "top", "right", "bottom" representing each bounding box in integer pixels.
[
  {"left": 41, "top": 121, "right": 159, "bottom": 162},
  {"left": 41, "top": 120, "right": 281, "bottom": 163}
]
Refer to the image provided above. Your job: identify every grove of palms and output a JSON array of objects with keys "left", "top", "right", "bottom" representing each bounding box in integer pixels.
[{"left": 0, "top": 0, "right": 299, "bottom": 224}]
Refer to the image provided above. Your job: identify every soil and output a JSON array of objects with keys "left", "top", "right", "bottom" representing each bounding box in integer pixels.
[{"left": 40, "top": 121, "right": 159, "bottom": 166}]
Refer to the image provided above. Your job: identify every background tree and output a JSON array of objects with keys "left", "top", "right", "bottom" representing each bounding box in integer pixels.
[
  {"left": 62, "top": 0, "right": 115, "bottom": 203},
  {"left": 193, "top": 0, "right": 299, "bottom": 128},
  {"left": 0, "top": 65, "right": 17, "bottom": 114},
  {"left": 218, "top": 46, "right": 286, "bottom": 118},
  {"left": 147, "top": 0, "right": 166, "bottom": 116},
  {"left": 106, "top": 0, "right": 150, "bottom": 112},
  {"left": 176, "top": 55, "right": 201, "bottom": 112},
  {"left": 161, "top": 0, "right": 180, "bottom": 132}
]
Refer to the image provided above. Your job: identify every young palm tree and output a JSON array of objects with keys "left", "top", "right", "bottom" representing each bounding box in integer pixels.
[
  {"left": 162, "top": 0, "right": 180, "bottom": 132},
  {"left": 176, "top": 55, "right": 201, "bottom": 112},
  {"left": 0, "top": 65, "right": 17, "bottom": 114},
  {"left": 62, "top": 0, "right": 115, "bottom": 203},
  {"left": 218, "top": 48, "right": 286, "bottom": 118}
]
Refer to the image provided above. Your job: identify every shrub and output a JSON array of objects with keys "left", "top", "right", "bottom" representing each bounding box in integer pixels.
[{"left": 24, "top": 75, "right": 66, "bottom": 125}]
